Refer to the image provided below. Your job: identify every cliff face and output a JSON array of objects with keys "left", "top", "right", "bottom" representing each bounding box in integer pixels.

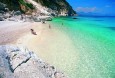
[
  {"left": 34, "top": 0, "right": 76, "bottom": 16},
  {"left": 0, "top": 0, "right": 76, "bottom": 16}
]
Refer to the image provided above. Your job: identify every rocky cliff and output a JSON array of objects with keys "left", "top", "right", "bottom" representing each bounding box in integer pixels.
[{"left": 0, "top": 0, "right": 76, "bottom": 16}]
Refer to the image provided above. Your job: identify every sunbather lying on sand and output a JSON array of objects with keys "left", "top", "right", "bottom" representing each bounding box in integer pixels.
[{"left": 30, "top": 29, "right": 37, "bottom": 35}]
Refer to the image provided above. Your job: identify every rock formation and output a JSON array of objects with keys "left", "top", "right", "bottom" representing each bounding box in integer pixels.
[
  {"left": 0, "top": 0, "right": 76, "bottom": 16},
  {"left": 0, "top": 45, "right": 67, "bottom": 78}
]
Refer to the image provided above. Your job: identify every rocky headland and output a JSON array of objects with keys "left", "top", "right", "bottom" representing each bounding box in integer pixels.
[
  {"left": 0, "top": 0, "right": 76, "bottom": 16},
  {"left": 0, "top": 0, "right": 77, "bottom": 22}
]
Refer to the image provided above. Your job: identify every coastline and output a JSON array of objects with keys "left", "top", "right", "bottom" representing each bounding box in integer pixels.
[
  {"left": 0, "top": 20, "right": 77, "bottom": 77},
  {"left": 16, "top": 21, "right": 78, "bottom": 77},
  {"left": 1, "top": 16, "right": 115, "bottom": 78},
  {"left": 0, "top": 21, "right": 68, "bottom": 78}
]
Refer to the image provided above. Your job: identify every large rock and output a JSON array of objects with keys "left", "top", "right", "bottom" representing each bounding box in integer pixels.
[
  {"left": 14, "top": 11, "right": 22, "bottom": 16},
  {"left": 0, "top": 16, "right": 4, "bottom": 21},
  {"left": 33, "top": 16, "right": 41, "bottom": 22},
  {"left": 0, "top": 45, "right": 67, "bottom": 78},
  {"left": 0, "top": 46, "right": 14, "bottom": 78},
  {"left": 4, "top": 13, "right": 11, "bottom": 19}
]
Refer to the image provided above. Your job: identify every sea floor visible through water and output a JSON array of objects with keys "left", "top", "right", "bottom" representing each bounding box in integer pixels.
[
  {"left": 49, "top": 16, "right": 115, "bottom": 78},
  {"left": 19, "top": 16, "right": 115, "bottom": 78}
]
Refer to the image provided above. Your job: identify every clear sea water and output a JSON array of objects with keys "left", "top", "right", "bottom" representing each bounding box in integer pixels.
[{"left": 51, "top": 16, "right": 115, "bottom": 78}]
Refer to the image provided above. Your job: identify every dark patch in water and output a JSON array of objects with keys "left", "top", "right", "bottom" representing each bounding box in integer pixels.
[
  {"left": 107, "top": 27, "right": 115, "bottom": 31},
  {"left": 61, "top": 18, "right": 79, "bottom": 21},
  {"left": 72, "top": 17, "right": 78, "bottom": 19},
  {"left": 94, "top": 20, "right": 103, "bottom": 21}
]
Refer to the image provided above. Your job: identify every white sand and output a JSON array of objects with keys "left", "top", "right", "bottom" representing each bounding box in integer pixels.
[
  {"left": 17, "top": 22, "right": 78, "bottom": 75},
  {"left": 0, "top": 21, "right": 78, "bottom": 76},
  {"left": 0, "top": 21, "right": 44, "bottom": 44}
]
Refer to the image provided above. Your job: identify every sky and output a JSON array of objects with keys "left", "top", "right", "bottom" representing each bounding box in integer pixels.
[{"left": 67, "top": 0, "right": 115, "bottom": 16}]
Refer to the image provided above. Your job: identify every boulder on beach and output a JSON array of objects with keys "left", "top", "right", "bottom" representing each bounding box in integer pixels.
[
  {"left": 39, "top": 16, "right": 52, "bottom": 21},
  {"left": 0, "top": 45, "right": 67, "bottom": 78},
  {"left": 33, "top": 16, "right": 41, "bottom": 22},
  {"left": 45, "top": 17, "right": 52, "bottom": 21},
  {"left": 14, "top": 11, "right": 22, "bottom": 16},
  {"left": 7, "top": 17, "right": 18, "bottom": 21},
  {"left": 0, "top": 16, "right": 4, "bottom": 21},
  {"left": 4, "top": 13, "right": 11, "bottom": 19}
]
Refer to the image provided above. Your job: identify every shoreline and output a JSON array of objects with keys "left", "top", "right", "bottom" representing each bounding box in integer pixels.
[
  {"left": 0, "top": 20, "right": 78, "bottom": 78},
  {"left": 0, "top": 21, "right": 51, "bottom": 44},
  {"left": 0, "top": 21, "right": 68, "bottom": 78},
  {"left": 16, "top": 21, "right": 78, "bottom": 77}
]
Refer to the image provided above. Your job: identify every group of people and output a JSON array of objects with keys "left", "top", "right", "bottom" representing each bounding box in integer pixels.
[{"left": 30, "top": 22, "right": 65, "bottom": 35}]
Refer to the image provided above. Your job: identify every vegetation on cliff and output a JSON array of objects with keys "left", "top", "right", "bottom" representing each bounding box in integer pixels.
[
  {"left": 0, "top": 0, "right": 76, "bottom": 16},
  {"left": 34, "top": 0, "right": 76, "bottom": 16}
]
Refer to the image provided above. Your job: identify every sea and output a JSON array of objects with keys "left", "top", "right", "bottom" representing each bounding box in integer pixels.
[{"left": 48, "top": 16, "right": 115, "bottom": 78}]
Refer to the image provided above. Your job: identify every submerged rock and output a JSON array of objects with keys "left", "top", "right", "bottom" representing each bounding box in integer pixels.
[
  {"left": 0, "top": 45, "right": 67, "bottom": 78},
  {"left": 72, "top": 17, "right": 78, "bottom": 19}
]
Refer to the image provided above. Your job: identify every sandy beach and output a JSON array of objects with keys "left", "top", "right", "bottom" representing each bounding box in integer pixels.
[
  {"left": 0, "top": 20, "right": 70, "bottom": 78},
  {"left": 0, "top": 21, "right": 49, "bottom": 44},
  {"left": 0, "top": 21, "right": 32, "bottom": 44},
  {"left": 16, "top": 22, "right": 78, "bottom": 76},
  {"left": 0, "top": 21, "right": 78, "bottom": 76},
  {"left": 1, "top": 16, "right": 115, "bottom": 78}
]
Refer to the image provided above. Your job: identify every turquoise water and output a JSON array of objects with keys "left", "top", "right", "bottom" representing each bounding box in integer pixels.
[{"left": 51, "top": 16, "right": 115, "bottom": 78}]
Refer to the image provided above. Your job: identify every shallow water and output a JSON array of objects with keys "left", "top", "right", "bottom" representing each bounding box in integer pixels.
[{"left": 49, "top": 16, "right": 115, "bottom": 78}]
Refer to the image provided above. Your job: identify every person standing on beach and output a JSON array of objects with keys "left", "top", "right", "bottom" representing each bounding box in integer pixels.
[
  {"left": 49, "top": 24, "right": 51, "bottom": 29},
  {"left": 21, "top": 14, "right": 24, "bottom": 20}
]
